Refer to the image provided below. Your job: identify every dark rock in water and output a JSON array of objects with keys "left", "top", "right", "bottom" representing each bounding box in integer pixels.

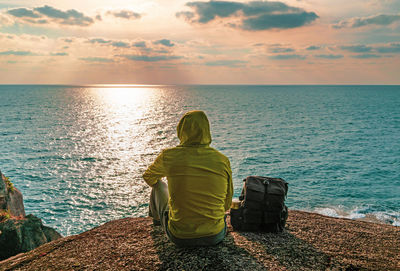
[
  {"left": 0, "top": 170, "right": 62, "bottom": 261},
  {"left": 0, "top": 171, "right": 25, "bottom": 217}
]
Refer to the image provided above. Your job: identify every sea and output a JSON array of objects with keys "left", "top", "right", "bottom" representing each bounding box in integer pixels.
[{"left": 0, "top": 85, "right": 399, "bottom": 236}]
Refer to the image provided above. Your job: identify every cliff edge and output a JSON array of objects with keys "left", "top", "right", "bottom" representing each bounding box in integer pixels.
[{"left": 0, "top": 210, "right": 398, "bottom": 271}]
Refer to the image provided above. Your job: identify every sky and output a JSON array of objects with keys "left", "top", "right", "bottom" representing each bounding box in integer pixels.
[{"left": 0, "top": 0, "right": 399, "bottom": 84}]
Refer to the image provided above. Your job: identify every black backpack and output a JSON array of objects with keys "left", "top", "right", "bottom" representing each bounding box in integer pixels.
[{"left": 230, "top": 176, "right": 288, "bottom": 232}]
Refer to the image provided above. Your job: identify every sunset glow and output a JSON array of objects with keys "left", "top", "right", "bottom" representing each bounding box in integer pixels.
[{"left": 0, "top": 0, "right": 399, "bottom": 84}]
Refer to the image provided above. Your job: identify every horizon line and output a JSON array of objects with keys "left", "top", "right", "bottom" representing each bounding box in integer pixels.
[{"left": 1, "top": 83, "right": 400, "bottom": 87}]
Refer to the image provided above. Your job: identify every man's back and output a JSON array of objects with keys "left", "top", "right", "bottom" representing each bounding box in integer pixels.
[
  {"left": 162, "top": 145, "right": 232, "bottom": 238},
  {"left": 143, "top": 110, "right": 233, "bottom": 241}
]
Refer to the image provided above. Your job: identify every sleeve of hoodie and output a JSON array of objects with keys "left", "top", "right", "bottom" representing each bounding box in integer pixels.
[
  {"left": 224, "top": 159, "right": 233, "bottom": 211},
  {"left": 143, "top": 151, "right": 166, "bottom": 187}
]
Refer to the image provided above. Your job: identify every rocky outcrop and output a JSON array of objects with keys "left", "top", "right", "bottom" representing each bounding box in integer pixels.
[
  {"left": 0, "top": 171, "right": 25, "bottom": 218},
  {"left": 0, "top": 215, "right": 62, "bottom": 260},
  {"left": 0, "top": 170, "right": 62, "bottom": 261},
  {"left": 0, "top": 210, "right": 399, "bottom": 271}
]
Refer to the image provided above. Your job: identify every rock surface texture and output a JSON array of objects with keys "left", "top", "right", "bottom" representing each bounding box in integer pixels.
[
  {"left": 0, "top": 210, "right": 399, "bottom": 271},
  {"left": 0, "top": 171, "right": 62, "bottom": 261}
]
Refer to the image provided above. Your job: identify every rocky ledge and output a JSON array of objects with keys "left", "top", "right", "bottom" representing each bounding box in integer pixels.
[{"left": 0, "top": 210, "right": 398, "bottom": 271}]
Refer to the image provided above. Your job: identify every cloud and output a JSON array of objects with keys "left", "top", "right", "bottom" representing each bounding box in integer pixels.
[
  {"left": 269, "top": 54, "right": 306, "bottom": 60},
  {"left": 7, "top": 8, "right": 41, "bottom": 18},
  {"left": 204, "top": 59, "right": 247, "bottom": 67},
  {"left": 34, "top": 6, "right": 93, "bottom": 26},
  {"left": 314, "top": 54, "right": 344, "bottom": 59},
  {"left": 268, "top": 45, "right": 295, "bottom": 53},
  {"left": 306, "top": 45, "right": 320, "bottom": 51},
  {"left": 121, "top": 54, "right": 183, "bottom": 62},
  {"left": 50, "top": 52, "right": 68, "bottom": 56},
  {"left": 242, "top": 11, "right": 318, "bottom": 30},
  {"left": 80, "top": 57, "right": 114, "bottom": 63},
  {"left": 87, "top": 37, "right": 177, "bottom": 51},
  {"left": 111, "top": 41, "right": 130, "bottom": 48},
  {"left": 154, "top": 39, "right": 175, "bottom": 47},
  {"left": 133, "top": 41, "right": 147, "bottom": 48},
  {"left": 6, "top": 5, "right": 95, "bottom": 26},
  {"left": 0, "top": 13, "right": 13, "bottom": 26},
  {"left": 0, "top": 50, "right": 36, "bottom": 56},
  {"left": 179, "top": 1, "right": 243, "bottom": 23},
  {"left": 176, "top": 0, "right": 318, "bottom": 31},
  {"left": 88, "top": 38, "right": 130, "bottom": 48},
  {"left": 176, "top": 11, "right": 195, "bottom": 21},
  {"left": 339, "top": 45, "right": 373, "bottom": 53},
  {"left": 89, "top": 38, "right": 110, "bottom": 44},
  {"left": 107, "top": 10, "right": 141, "bottom": 20},
  {"left": 333, "top": 13, "right": 400, "bottom": 29},
  {"left": 375, "top": 43, "right": 400, "bottom": 53},
  {"left": 351, "top": 54, "right": 381, "bottom": 59},
  {"left": 338, "top": 43, "right": 400, "bottom": 54}
]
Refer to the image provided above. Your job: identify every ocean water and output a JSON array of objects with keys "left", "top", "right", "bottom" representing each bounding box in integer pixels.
[{"left": 0, "top": 85, "right": 399, "bottom": 236}]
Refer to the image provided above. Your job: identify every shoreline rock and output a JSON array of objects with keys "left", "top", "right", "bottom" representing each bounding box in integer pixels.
[
  {"left": 0, "top": 210, "right": 398, "bottom": 270},
  {"left": 0, "top": 171, "right": 25, "bottom": 218},
  {"left": 0, "top": 170, "right": 62, "bottom": 261}
]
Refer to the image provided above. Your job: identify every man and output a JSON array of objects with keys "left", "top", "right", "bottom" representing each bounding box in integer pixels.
[{"left": 143, "top": 110, "right": 233, "bottom": 246}]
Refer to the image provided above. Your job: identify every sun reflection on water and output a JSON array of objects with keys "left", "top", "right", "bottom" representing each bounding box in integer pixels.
[
  {"left": 91, "top": 87, "right": 153, "bottom": 144},
  {"left": 56, "top": 86, "right": 174, "bottom": 235}
]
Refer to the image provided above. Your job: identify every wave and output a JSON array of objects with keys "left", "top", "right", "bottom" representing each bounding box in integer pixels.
[{"left": 309, "top": 206, "right": 399, "bottom": 227}]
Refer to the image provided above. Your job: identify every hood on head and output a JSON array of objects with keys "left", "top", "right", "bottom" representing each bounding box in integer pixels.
[{"left": 177, "top": 110, "right": 212, "bottom": 146}]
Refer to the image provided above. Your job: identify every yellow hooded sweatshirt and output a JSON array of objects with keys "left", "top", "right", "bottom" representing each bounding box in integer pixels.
[{"left": 143, "top": 110, "right": 233, "bottom": 239}]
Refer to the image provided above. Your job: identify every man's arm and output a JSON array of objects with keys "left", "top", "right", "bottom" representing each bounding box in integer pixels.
[
  {"left": 143, "top": 151, "right": 166, "bottom": 187},
  {"left": 224, "top": 161, "right": 233, "bottom": 211}
]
